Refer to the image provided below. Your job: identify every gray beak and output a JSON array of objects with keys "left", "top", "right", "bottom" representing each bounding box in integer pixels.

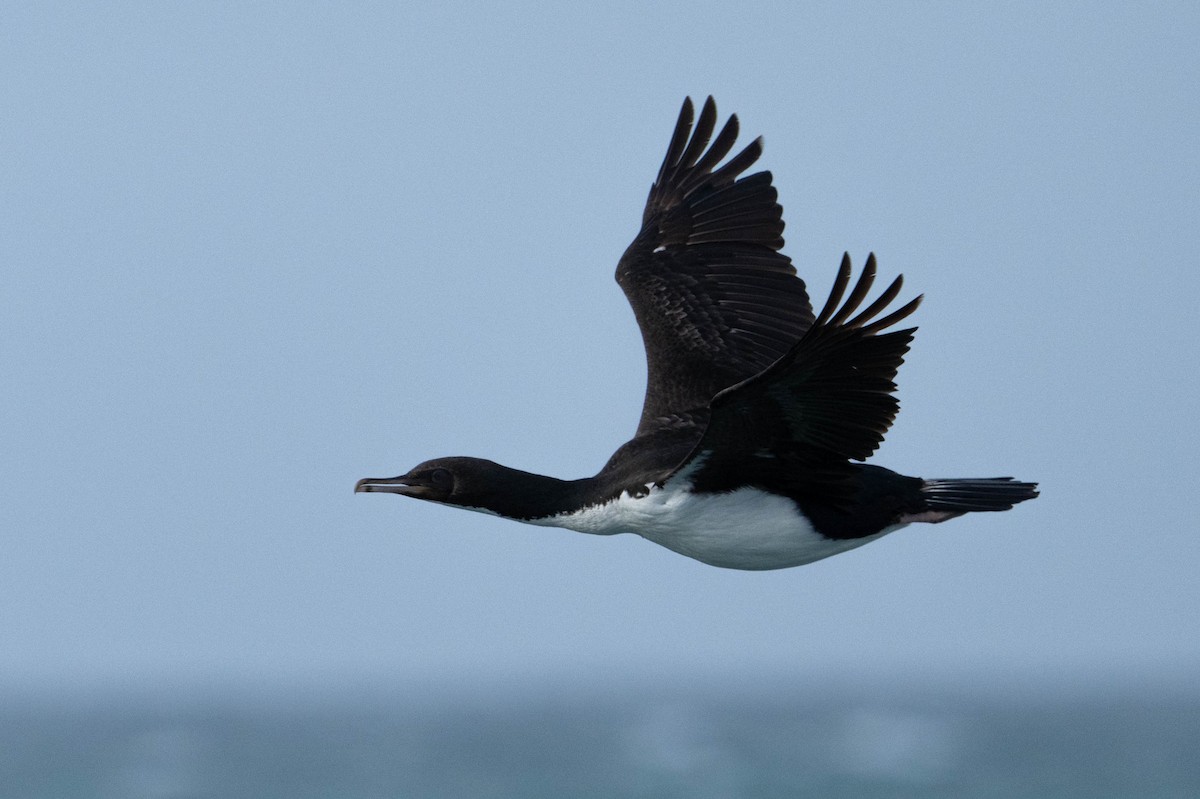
[{"left": 354, "top": 475, "right": 434, "bottom": 498}]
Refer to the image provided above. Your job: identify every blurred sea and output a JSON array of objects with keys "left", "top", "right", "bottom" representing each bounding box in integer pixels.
[{"left": 2, "top": 672, "right": 1197, "bottom": 798}]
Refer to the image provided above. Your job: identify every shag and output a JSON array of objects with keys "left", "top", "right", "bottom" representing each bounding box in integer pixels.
[{"left": 356, "top": 98, "right": 1037, "bottom": 570}]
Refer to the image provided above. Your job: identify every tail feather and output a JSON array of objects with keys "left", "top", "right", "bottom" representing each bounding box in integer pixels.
[{"left": 920, "top": 477, "right": 1039, "bottom": 516}]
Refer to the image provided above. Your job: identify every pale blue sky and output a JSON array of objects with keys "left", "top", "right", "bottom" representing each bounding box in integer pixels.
[{"left": 2, "top": 2, "right": 1197, "bottom": 692}]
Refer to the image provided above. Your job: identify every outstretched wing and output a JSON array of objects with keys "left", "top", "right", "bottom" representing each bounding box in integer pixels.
[
  {"left": 617, "top": 97, "right": 814, "bottom": 436},
  {"left": 679, "top": 253, "right": 923, "bottom": 506}
]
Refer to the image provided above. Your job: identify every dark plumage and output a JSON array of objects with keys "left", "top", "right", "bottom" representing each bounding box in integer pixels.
[{"left": 356, "top": 97, "right": 1038, "bottom": 571}]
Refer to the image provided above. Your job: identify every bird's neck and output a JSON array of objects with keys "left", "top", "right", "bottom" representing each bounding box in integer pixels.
[{"left": 462, "top": 466, "right": 599, "bottom": 522}]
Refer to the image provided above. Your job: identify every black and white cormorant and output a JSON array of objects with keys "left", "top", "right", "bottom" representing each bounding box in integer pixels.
[{"left": 356, "top": 97, "right": 1038, "bottom": 571}]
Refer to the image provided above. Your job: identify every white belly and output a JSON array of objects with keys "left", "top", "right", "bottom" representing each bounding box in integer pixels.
[{"left": 529, "top": 479, "right": 903, "bottom": 571}]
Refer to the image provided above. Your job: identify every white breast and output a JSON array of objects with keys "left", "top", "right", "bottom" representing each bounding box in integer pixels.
[{"left": 528, "top": 475, "right": 903, "bottom": 571}]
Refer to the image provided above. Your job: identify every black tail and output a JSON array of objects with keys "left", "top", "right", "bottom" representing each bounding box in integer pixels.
[
  {"left": 922, "top": 477, "right": 1038, "bottom": 513},
  {"left": 900, "top": 477, "right": 1038, "bottom": 523}
]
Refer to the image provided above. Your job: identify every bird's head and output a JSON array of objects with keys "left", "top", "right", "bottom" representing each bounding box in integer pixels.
[
  {"left": 354, "top": 456, "right": 504, "bottom": 508},
  {"left": 356, "top": 456, "right": 587, "bottom": 520}
]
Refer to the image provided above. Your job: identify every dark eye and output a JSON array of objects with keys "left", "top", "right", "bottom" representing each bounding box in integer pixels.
[{"left": 429, "top": 468, "right": 453, "bottom": 487}]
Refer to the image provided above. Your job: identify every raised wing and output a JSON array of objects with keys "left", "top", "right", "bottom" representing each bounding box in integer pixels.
[
  {"left": 679, "top": 253, "right": 923, "bottom": 506},
  {"left": 616, "top": 97, "right": 814, "bottom": 436}
]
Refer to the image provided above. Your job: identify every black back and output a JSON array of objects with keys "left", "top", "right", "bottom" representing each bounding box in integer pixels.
[
  {"left": 679, "top": 253, "right": 921, "bottom": 509},
  {"left": 609, "top": 98, "right": 920, "bottom": 512}
]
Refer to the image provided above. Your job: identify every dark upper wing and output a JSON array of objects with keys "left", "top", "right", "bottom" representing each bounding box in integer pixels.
[
  {"left": 678, "top": 253, "right": 923, "bottom": 505},
  {"left": 616, "top": 97, "right": 814, "bottom": 436}
]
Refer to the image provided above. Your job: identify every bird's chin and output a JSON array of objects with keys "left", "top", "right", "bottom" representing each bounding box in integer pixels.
[{"left": 354, "top": 477, "right": 433, "bottom": 498}]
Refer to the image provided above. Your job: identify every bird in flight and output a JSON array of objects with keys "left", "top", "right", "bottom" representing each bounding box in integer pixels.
[{"left": 356, "top": 97, "right": 1037, "bottom": 570}]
